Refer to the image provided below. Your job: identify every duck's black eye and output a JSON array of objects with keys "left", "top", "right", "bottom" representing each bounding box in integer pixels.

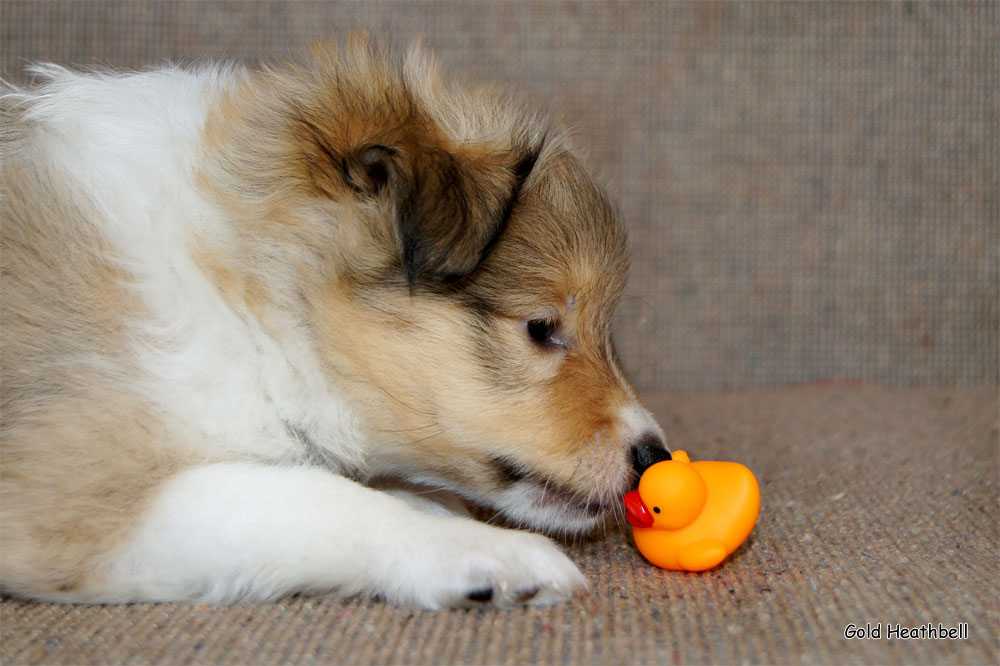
[
  {"left": 527, "top": 318, "right": 557, "bottom": 344},
  {"left": 653, "top": 507, "right": 661, "bottom": 514}
]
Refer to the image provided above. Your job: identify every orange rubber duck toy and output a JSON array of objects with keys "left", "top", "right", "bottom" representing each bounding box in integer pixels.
[{"left": 623, "top": 450, "right": 760, "bottom": 571}]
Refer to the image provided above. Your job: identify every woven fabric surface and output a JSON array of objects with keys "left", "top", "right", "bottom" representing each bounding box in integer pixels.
[
  {"left": 2, "top": 387, "right": 997, "bottom": 665},
  {"left": 1, "top": 0, "right": 996, "bottom": 391}
]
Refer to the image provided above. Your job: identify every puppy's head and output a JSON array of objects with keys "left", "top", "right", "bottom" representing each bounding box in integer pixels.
[{"left": 206, "top": 39, "right": 667, "bottom": 535}]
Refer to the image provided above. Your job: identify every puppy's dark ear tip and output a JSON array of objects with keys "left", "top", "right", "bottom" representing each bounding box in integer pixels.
[
  {"left": 358, "top": 144, "right": 397, "bottom": 166},
  {"left": 352, "top": 144, "right": 398, "bottom": 194},
  {"left": 513, "top": 147, "right": 539, "bottom": 181}
]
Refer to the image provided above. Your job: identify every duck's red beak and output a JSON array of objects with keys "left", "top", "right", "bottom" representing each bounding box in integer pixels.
[{"left": 624, "top": 489, "right": 654, "bottom": 528}]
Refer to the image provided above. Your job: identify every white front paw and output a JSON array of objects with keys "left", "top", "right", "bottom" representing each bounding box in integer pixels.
[{"left": 384, "top": 519, "right": 588, "bottom": 609}]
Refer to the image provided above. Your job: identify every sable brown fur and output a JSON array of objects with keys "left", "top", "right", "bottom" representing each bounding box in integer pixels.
[{"left": 0, "top": 142, "right": 191, "bottom": 597}]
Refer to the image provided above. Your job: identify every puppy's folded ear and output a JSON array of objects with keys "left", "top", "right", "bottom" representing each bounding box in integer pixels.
[
  {"left": 350, "top": 141, "right": 541, "bottom": 286},
  {"left": 312, "top": 129, "right": 539, "bottom": 286}
]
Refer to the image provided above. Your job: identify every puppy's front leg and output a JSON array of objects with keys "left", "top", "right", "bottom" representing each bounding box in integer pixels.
[{"left": 101, "top": 462, "right": 587, "bottom": 608}]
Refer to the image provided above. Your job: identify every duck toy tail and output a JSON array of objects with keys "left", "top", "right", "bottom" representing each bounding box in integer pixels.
[{"left": 624, "top": 449, "right": 760, "bottom": 572}]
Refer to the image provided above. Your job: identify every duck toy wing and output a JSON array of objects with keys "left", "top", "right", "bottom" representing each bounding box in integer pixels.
[{"left": 624, "top": 450, "right": 760, "bottom": 571}]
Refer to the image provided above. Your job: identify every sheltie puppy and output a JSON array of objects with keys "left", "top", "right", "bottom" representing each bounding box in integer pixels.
[{"left": 0, "top": 38, "right": 669, "bottom": 608}]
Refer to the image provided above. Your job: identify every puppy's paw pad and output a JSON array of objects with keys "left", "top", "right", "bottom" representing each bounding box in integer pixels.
[
  {"left": 384, "top": 518, "right": 588, "bottom": 609},
  {"left": 453, "top": 531, "right": 587, "bottom": 608},
  {"left": 466, "top": 587, "right": 494, "bottom": 603}
]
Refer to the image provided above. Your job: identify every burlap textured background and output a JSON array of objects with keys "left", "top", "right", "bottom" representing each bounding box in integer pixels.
[
  {"left": 2, "top": 0, "right": 996, "bottom": 390},
  {"left": 1, "top": 3, "right": 997, "bottom": 665}
]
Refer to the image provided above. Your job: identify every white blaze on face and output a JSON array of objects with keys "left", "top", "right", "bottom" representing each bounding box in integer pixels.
[{"left": 619, "top": 401, "right": 668, "bottom": 452}]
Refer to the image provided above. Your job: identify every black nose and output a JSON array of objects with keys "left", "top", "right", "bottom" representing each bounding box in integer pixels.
[{"left": 630, "top": 433, "right": 671, "bottom": 478}]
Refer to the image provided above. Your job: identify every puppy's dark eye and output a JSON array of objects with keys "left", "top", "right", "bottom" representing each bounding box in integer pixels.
[{"left": 527, "top": 318, "right": 558, "bottom": 345}]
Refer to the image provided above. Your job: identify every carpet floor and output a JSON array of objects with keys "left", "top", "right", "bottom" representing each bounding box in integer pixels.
[{"left": 2, "top": 386, "right": 997, "bottom": 665}]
